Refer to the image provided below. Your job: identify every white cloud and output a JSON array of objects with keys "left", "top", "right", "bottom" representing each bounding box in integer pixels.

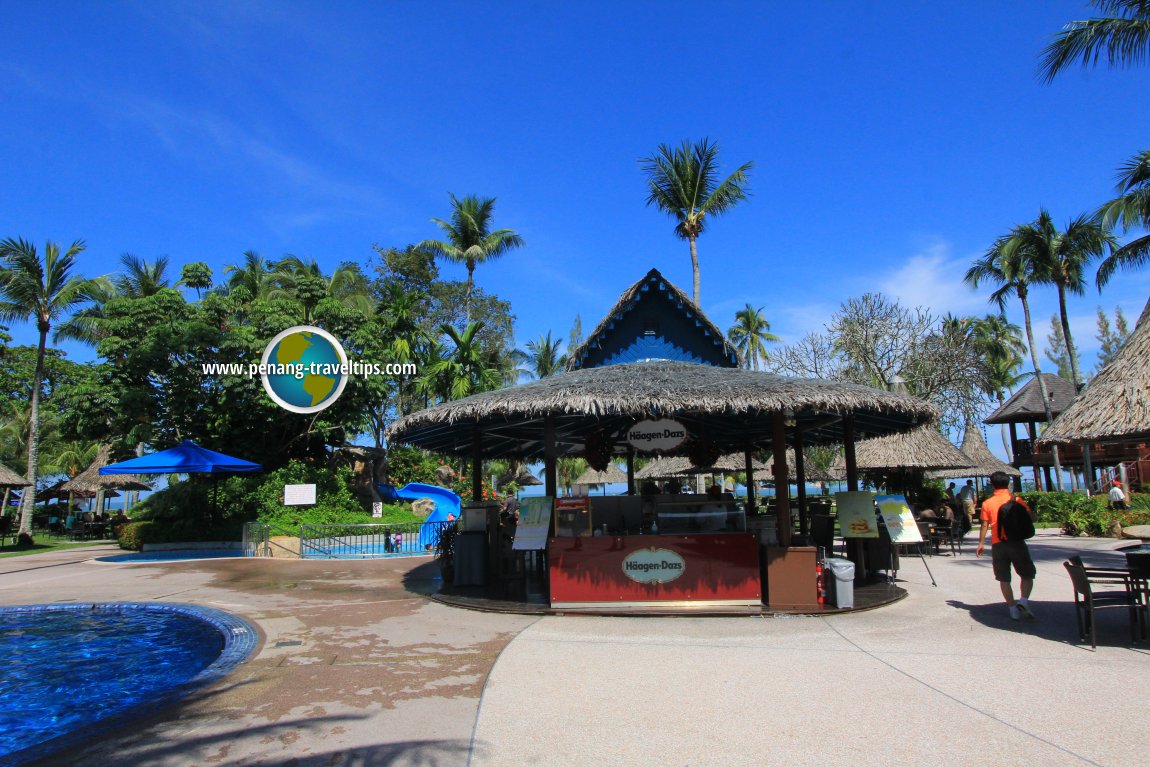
[{"left": 875, "top": 240, "right": 988, "bottom": 318}]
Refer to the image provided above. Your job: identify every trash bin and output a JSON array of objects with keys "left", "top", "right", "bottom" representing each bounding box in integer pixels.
[{"left": 826, "top": 557, "right": 855, "bottom": 609}]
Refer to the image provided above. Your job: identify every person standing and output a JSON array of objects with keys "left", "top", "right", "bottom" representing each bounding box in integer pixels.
[
  {"left": 1108, "top": 481, "right": 1128, "bottom": 511},
  {"left": 957, "top": 480, "right": 976, "bottom": 527},
  {"left": 976, "top": 471, "right": 1037, "bottom": 620}
]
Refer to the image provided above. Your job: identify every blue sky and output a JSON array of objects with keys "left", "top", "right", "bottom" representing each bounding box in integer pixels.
[{"left": 3, "top": 0, "right": 1149, "bottom": 385}]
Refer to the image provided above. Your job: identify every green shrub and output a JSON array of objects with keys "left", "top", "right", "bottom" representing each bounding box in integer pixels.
[
  {"left": 1015, "top": 491, "right": 1125, "bottom": 537},
  {"left": 118, "top": 521, "right": 157, "bottom": 551},
  {"left": 386, "top": 446, "right": 441, "bottom": 487},
  {"left": 253, "top": 461, "right": 371, "bottom": 533}
]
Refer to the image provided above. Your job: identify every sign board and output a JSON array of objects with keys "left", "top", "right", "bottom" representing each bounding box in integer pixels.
[
  {"left": 835, "top": 491, "right": 878, "bottom": 538},
  {"left": 625, "top": 418, "right": 688, "bottom": 452},
  {"left": 512, "top": 497, "right": 553, "bottom": 551},
  {"left": 554, "top": 496, "right": 591, "bottom": 537},
  {"left": 284, "top": 484, "right": 316, "bottom": 506},
  {"left": 876, "top": 495, "right": 923, "bottom": 544}
]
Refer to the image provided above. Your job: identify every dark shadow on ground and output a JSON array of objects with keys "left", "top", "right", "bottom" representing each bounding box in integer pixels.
[
  {"left": 401, "top": 559, "right": 445, "bottom": 597},
  {"left": 945, "top": 596, "right": 1150, "bottom": 652}
]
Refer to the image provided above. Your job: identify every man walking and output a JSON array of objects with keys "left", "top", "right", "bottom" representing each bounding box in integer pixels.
[
  {"left": 976, "top": 471, "right": 1037, "bottom": 620},
  {"left": 1109, "top": 481, "right": 1128, "bottom": 511},
  {"left": 957, "top": 480, "right": 976, "bottom": 527}
]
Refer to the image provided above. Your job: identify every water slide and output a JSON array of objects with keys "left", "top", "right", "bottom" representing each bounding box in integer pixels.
[{"left": 382, "top": 483, "right": 463, "bottom": 548}]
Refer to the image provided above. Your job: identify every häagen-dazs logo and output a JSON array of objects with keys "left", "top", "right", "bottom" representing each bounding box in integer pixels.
[
  {"left": 261, "top": 326, "right": 349, "bottom": 414},
  {"left": 622, "top": 548, "right": 686, "bottom": 585}
]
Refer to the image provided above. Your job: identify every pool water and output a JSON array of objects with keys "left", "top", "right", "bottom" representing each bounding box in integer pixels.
[
  {"left": 97, "top": 549, "right": 245, "bottom": 563},
  {"left": 0, "top": 603, "right": 256, "bottom": 764}
]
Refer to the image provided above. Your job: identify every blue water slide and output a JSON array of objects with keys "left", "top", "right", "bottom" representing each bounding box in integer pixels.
[{"left": 382, "top": 483, "right": 463, "bottom": 548}]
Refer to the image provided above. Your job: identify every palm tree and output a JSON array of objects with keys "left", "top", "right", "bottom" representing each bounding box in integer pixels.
[
  {"left": 1040, "top": 1, "right": 1150, "bottom": 81},
  {"left": 727, "top": 304, "right": 779, "bottom": 370},
  {"left": 418, "top": 194, "right": 524, "bottom": 323},
  {"left": 417, "top": 322, "right": 502, "bottom": 402},
  {"left": 965, "top": 233, "right": 1064, "bottom": 490},
  {"left": 271, "top": 256, "right": 374, "bottom": 321},
  {"left": 224, "top": 250, "right": 275, "bottom": 302},
  {"left": 523, "top": 331, "right": 567, "bottom": 378},
  {"left": 0, "top": 238, "right": 101, "bottom": 533},
  {"left": 969, "top": 314, "right": 1027, "bottom": 458},
  {"left": 114, "top": 254, "right": 171, "bottom": 298},
  {"left": 1097, "top": 149, "right": 1150, "bottom": 287},
  {"left": 639, "top": 138, "right": 752, "bottom": 306},
  {"left": 1001, "top": 210, "right": 1115, "bottom": 390}
]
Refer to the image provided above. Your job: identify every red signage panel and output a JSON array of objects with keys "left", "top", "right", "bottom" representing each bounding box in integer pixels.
[{"left": 548, "top": 533, "right": 761, "bottom": 607}]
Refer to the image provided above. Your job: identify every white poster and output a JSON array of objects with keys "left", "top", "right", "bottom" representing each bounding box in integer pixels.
[
  {"left": 284, "top": 484, "right": 317, "bottom": 506},
  {"left": 835, "top": 491, "right": 878, "bottom": 538},
  {"left": 876, "top": 495, "right": 923, "bottom": 544}
]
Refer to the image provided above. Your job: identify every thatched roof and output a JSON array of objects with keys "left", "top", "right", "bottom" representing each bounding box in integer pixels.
[
  {"left": 574, "top": 464, "right": 628, "bottom": 485},
  {"left": 60, "top": 445, "right": 153, "bottom": 494},
  {"left": 1039, "top": 298, "right": 1150, "bottom": 445},
  {"left": 983, "top": 373, "right": 1077, "bottom": 425},
  {"left": 513, "top": 468, "right": 542, "bottom": 486},
  {"left": 0, "top": 462, "right": 29, "bottom": 487},
  {"left": 635, "top": 453, "right": 769, "bottom": 479},
  {"left": 566, "top": 268, "right": 740, "bottom": 370},
  {"left": 928, "top": 422, "right": 1021, "bottom": 479},
  {"left": 388, "top": 360, "right": 938, "bottom": 459},
  {"left": 830, "top": 424, "right": 974, "bottom": 473}
]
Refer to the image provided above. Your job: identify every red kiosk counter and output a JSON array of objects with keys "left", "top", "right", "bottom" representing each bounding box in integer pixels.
[{"left": 546, "top": 497, "right": 762, "bottom": 608}]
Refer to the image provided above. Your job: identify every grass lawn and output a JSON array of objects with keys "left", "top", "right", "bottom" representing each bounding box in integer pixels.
[{"left": 0, "top": 537, "right": 117, "bottom": 559}]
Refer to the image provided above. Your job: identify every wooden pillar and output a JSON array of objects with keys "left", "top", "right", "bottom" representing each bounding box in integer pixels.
[
  {"left": 744, "top": 445, "right": 756, "bottom": 514},
  {"left": 626, "top": 445, "right": 636, "bottom": 495},
  {"left": 843, "top": 415, "right": 859, "bottom": 492},
  {"left": 794, "top": 428, "right": 808, "bottom": 536},
  {"left": 543, "top": 416, "right": 558, "bottom": 499},
  {"left": 471, "top": 430, "right": 484, "bottom": 504},
  {"left": 772, "top": 412, "right": 791, "bottom": 548},
  {"left": 1082, "top": 444, "right": 1095, "bottom": 495}
]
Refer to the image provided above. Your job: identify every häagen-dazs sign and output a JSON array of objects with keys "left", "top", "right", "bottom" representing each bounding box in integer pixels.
[
  {"left": 626, "top": 418, "right": 687, "bottom": 452},
  {"left": 622, "top": 547, "right": 686, "bottom": 584}
]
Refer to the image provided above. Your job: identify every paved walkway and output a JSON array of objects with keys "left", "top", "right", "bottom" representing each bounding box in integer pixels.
[{"left": 3, "top": 532, "right": 1148, "bottom": 766}]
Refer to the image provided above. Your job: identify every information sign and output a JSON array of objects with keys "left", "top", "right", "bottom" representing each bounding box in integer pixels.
[
  {"left": 512, "top": 497, "right": 553, "bottom": 551},
  {"left": 876, "top": 495, "right": 923, "bottom": 544},
  {"left": 284, "top": 484, "right": 316, "bottom": 506},
  {"left": 835, "top": 491, "right": 878, "bottom": 538}
]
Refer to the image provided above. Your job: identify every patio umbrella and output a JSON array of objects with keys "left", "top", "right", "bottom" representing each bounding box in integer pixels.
[
  {"left": 61, "top": 445, "right": 153, "bottom": 514},
  {"left": 100, "top": 441, "right": 262, "bottom": 521},
  {"left": 0, "top": 462, "right": 29, "bottom": 519}
]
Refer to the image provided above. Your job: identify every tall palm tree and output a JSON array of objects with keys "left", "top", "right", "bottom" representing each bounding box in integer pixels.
[
  {"left": 1097, "top": 149, "right": 1150, "bottom": 287},
  {"left": 727, "top": 304, "right": 779, "bottom": 370},
  {"left": 523, "top": 331, "right": 567, "bottom": 379},
  {"left": 271, "top": 256, "right": 374, "bottom": 321},
  {"left": 417, "top": 322, "right": 502, "bottom": 402},
  {"left": 114, "top": 254, "right": 171, "bottom": 298},
  {"left": 640, "top": 138, "right": 752, "bottom": 306},
  {"left": 1040, "top": 1, "right": 1150, "bottom": 81},
  {"left": 224, "top": 250, "right": 275, "bottom": 302},
  {"left": 1001, "top": 210, "right": 1115, "bottom": 390},
  {"left": 965, "top": 233, "right": 1064, "bottom": 490},
  {"left": 418, "top": 194, "right": 524, "bottom": 323},
  {"left": 969, "top": 314, "right": 1027, "bottom": 458},
  {"left": 0, "top": 238, "right": 101, "bottom": 533}
]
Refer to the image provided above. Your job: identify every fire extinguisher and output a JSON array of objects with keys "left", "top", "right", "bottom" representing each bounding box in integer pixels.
[{"left": 815, "top": 561, "right": 827, "bottom": 605}]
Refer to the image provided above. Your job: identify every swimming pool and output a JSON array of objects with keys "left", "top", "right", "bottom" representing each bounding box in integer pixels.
[
  {"left": 0, "top": 603, "right": 257, "bottom": 765},
  {"left": 96, "top": 549, "right": 246, "bottom": 563}
]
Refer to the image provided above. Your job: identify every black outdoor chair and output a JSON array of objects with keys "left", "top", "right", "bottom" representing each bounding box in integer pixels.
[
  {"left": 930, "top": 517, "right": 963, "bottom": 557},
  {"left": 1064, "top": 559, "right": 1148, "bottom": 649}
]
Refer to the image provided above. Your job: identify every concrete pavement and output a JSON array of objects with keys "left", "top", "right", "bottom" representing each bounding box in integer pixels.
[{"left": 3, "top": 531, "right": 1147, "bottom": 766}]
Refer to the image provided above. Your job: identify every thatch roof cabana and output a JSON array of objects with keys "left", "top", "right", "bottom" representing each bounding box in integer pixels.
[
  {"left": 573, "top": 464, "right": 628, "bottom": 485},
  {"left": 634, "top": 453, "right": 770, "bottom": 480},
  {"left": 1039, "top": 298, "right": 1150, "bottom": 445},
  {"left": 60, "top": 445, "right": 153, "bottom": 494},
  {"left": 831, "top": 424, "right": 974, "bottom": 473},
  {"left": 984, "top": 373, "right": 1077, "bottom": 425},
  {"left": 0, "top": 462, "right": 29, "bottom": 487},
  {"left": 928, "top": 422, "right": 1021, "bottom": 479},
  {"left": 388, "top": 361, "right": 939, "bottom": 459},
  {"left": 513, "top": 468, "right": 542, "bottom": 487}
]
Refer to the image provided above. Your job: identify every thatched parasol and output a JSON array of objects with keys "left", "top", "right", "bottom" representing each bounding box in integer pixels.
[
  {"left": 60, "top": 445, "right": 153, "bottom": 494},
  {"left": 574, "top": 464, "right": 628, "bottom": 485},
  {"left": 928, "top": 422, "right": 1021, "bottom": 479},
  {"left": 512, "top": 468, "right": 542, "bottom": 487},
  {"left": 39, "top": 480, "right": 97, "bottom": 501},
  {"left": 388, "top": 360, "right": 939, "bottom": 459},
  {"left": 984, "top": 373, "right": 1078, "bottom": 425},
  {"left": 830, "top": 424, "right": 974, "bottom": 473},
  {"left": 635, "top": 453, "right": 769, "bottom": 480},
  {"left": 0, "top": 463, "right": 29, "bottom": 487},
  {"left": 1039, "top": 298, "right": 1150, "bottom": 445}
]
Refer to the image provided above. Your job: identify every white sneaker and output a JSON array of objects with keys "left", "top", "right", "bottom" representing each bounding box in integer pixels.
[
  {"left": 1009, "top": 605, "right": 1022, "bottom": 621},
  {"left": 1017, "top": 601, "right": 1035, "bottom": 620}
]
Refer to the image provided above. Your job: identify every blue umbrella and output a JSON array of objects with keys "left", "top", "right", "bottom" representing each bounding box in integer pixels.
[{"left": 99, "top": 441, "right": 261, "bottom": 475}]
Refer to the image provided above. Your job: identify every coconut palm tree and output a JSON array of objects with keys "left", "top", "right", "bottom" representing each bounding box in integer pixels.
[
  {"left": 1001, "top": 210, "right": 1115, "bottom": 390},
  {"left": 1097, "top": 149, "right": 1150, "bottom": 287},
  {"left": 1040, "top": 1, "right": 1150, "bottom": 82},
  {"left": 965, "top": 233, "right": 1064, "bottom": 490},
  {"left": 640, "top": 138, "right": 752, "bottom": 306},
  {"left": 969, "top": 314, "right": 1027, "bottom": 457},
  {"left": 224, "top": 250, "right": 275, "bottom": 302},
  {"left": 418, "top": 194, "right": 524, "bottom": 323},
  {"left": 271, "top": 256, "right": 374, "bottom": 320},
  {"left": 727, "top": 304, "right": 779, "bottom": 370},
  {"left": 417, "top": 321, "right": 503, "bottom": 402},
  {"left": 523, "top": 331, "right": 567, "bottom": 379},
  {"left": 114, "top": 254, "right": 171, "bottom": 298},
  {"left": 0, "top": 238, "right": 101, "bottom": 533}
]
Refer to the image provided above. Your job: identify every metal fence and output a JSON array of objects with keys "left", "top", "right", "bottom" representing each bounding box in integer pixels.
[
  {"left": 298, "top": 521, "right": 452, "bottom": 559},
  {"left": 242, "top": 522, "right": 270, "bottom": 557}
]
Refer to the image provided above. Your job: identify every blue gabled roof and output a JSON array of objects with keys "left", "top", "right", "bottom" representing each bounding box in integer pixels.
[{"left": 568, "top": 268, "right": 740, "bottom": 370}]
